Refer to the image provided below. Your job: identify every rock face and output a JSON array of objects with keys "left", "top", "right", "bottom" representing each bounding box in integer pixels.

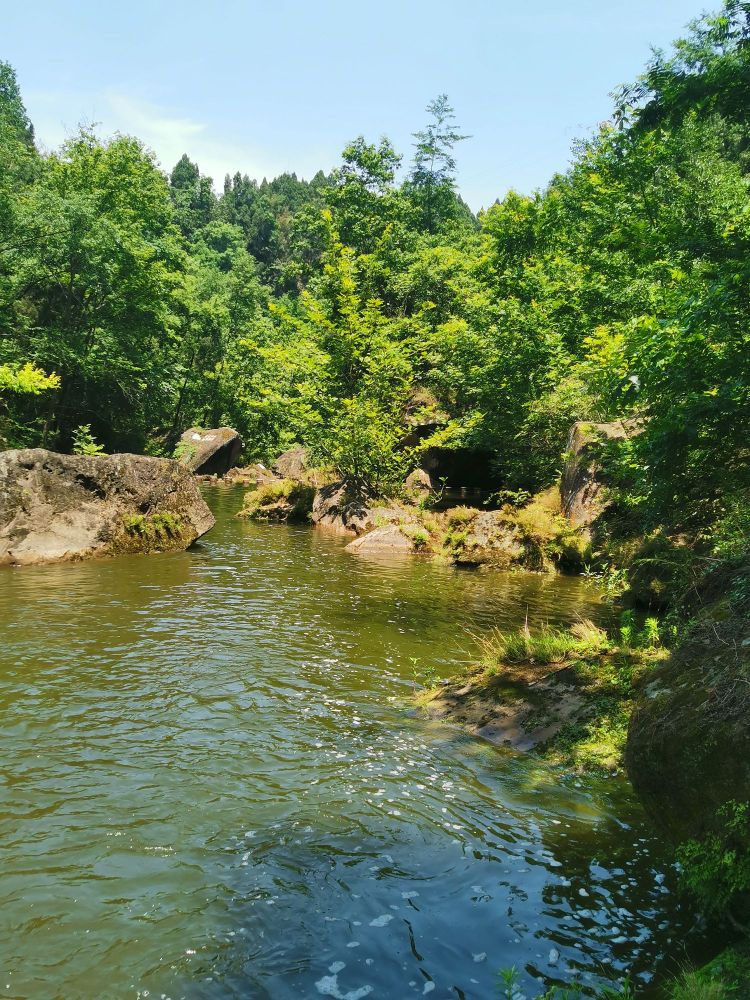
[
  {"left": 311, "top": 482, "right": 412, "bottom": 537},
  {"left": 178, "top": 427, "right": 242, "bottom": 476},
  {"left": 0, "top": 449, "right": 215, "bottom": 566},
  {"left": 312, "top": 483, "right": 375, "bottom": 534},
  {"left": 272, "top": 446, "right": 308, "bottom": 481},
  {"left": 451, "top": 511, "right": 527, "bottom": 568},
  {"left": 560, "top": 418, "right": 642, "bottom": 529},
  {"left": 404, "top": 468, "right": 433, "bottom": 495}
]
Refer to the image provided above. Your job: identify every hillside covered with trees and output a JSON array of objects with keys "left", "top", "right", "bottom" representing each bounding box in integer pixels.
[{"left": 1, "top": 4, "right": 748, "bottom": 538}]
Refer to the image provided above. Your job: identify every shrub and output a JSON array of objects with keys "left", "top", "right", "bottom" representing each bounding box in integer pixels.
[
  {"left": 668, "top": 971, "right": 725, "bottom": 1000},
  {"left": 443, "top": 528, "right": 469, "bottom": 553},
  {"left": 238, "top": 479, "right": 315, "bottom": 520},
  {"left": 173, "top": 440, "right": 196, "bottom": 464},
  {"left": 72, "top": 424, "right": 106, "bottom": 456},
  {"left": 676, "top": 800, "right": 750, "bottom": 927},
  {"left": 401, "top": 525, "right": 430, "bottom": 549},
  {"left": 478, "top": 620, "right": 609, "bottom": 668},
  {"left": 712, "top": 494, "right": 750, "bottom": 560}
]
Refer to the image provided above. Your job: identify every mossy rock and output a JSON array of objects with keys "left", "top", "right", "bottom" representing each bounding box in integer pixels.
[
  {"left": 238, "top": 479, "right": 315, "bottom": 522},
  {"left": 0, "top": 449, "right": 214, "bottom": 565}
]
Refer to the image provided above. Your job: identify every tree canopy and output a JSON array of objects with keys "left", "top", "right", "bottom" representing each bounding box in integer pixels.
[{"left": 0, "top": 3, "right": 748, "bottom": 531}]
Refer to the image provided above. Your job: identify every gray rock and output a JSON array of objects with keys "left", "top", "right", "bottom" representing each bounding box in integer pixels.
[
  {"left": 404, "top": 468, "right": 433, "bottom": 494},
  {"left": 272, "top": 446, "right": 308, "bottom": 481},
  {"left": 177, "top": 427, "right": 242, "bottom": 475},
  {"left": 225, "top": 463, "right": 280, "bottom": 486},
  {"left": 0, "top": 448, "right": 214, "bottom": 566},
  {"left": 345, "top": 526, "right": 415, "bottom": 555},
  {"left": 311, "top": 482, "right": 408, "bottom": 536},
  {"left": 453, "top": 511, "right": 526, "bottom": 567}
]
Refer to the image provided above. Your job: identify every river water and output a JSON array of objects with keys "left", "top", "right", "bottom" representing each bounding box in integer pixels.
[{"left": 0, "top": 488, "right": 699, "bottom": 999}]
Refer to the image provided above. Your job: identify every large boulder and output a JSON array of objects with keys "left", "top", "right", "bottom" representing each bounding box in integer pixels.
[
  {"left": 451, "top": 511, "right": 527, "bottom": 567},
  {"left": 404, "top": 468, "right": 433, "bottom": 495},
  {"left": 560, "top": 418, "right": 643, "bottom": 529},
  {"left": 272, "top": 446, "right": 309, "bottom": 481},
  {"left": 177, "top": 427, "right": 242, "bottom": 476},
  {"left": 0, "top": 449, "right": 215, "bottom": 566},
  {"left": 311, "top": 482, "right": 410, "bottom": 536}
]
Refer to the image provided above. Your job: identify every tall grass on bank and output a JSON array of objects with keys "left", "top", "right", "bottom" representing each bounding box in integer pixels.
[{"left": 477, "top": 619, "right": 609, "bottom": 669}]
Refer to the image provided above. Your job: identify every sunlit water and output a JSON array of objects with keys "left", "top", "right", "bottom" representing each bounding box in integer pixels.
[{"left": 0, "top": 488, "right": 701, "bottom": 999}]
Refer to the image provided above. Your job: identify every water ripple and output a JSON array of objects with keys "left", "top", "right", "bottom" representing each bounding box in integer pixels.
[{"left": 0, "top": 488, "right": 697, "bottom": 999}]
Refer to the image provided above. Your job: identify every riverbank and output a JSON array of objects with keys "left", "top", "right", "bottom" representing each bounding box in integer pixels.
[
  {"left": 414, "top": 619, "right": 666, "bottom": 774},
  {"left": 238, "top": 470, "right": 591, "bottom": 573}
]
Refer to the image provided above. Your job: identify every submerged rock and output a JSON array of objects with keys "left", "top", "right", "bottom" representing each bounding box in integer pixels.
[
  {"left": 0, "top": 448, "right": 214, "bottom": 566},
  {"left": 417, "top": 660, "right": 590, "bottom": 752},
  {"left": 560, "top": 418, "right": 642, "bottom": 529},
  {"left": 177, "top": 427, "right": 242, "bottom": 475}
]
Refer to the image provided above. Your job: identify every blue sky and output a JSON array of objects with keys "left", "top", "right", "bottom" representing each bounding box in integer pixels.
[{"left": 5, "top": 0, "right": 706, "bottom": 209}]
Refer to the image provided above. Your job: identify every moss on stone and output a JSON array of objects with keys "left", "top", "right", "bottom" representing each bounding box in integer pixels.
[{"left": 238, "top": 479, "right": 315, "bottom": 521}]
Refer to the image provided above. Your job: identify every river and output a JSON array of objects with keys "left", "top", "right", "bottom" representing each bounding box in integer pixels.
[{"left": 0, "top": 488, "right": 699, "bottom": 999}]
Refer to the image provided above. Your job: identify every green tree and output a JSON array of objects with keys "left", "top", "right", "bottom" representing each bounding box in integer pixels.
[
  {"left": 10, "top": 128, "right": 185, "bottom": 451},
  {"left": 408, "top": 94, "right": 470, "bottom": 233},
  {"left": 169, "top": 153, "right": 217, "bottom": 240}
]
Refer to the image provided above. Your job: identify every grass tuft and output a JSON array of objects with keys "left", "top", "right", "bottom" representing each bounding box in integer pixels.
[{"left": 477, "top": 619, "right": 609, "bottom": 668}]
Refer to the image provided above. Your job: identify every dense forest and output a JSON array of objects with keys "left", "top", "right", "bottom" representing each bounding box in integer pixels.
[{"left": 2, "top": 3, "right": 748, "bottom": 541}]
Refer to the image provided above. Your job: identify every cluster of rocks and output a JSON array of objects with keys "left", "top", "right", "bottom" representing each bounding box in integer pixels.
[
  {"left": 233, "top": 424, "right": 631, "bottom": 564},
  {"left": 0, "top": 417, "right": 631, "bottom": 570}
]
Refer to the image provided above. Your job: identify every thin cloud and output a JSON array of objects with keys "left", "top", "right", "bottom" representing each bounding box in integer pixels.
[{"left": 26, "top": 89, "right": 327, "bottom": 188}]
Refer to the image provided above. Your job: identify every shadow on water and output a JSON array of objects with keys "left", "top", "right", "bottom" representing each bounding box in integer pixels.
[{"left": 0, "top": 487, "right": 705, "bottom": 999}]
